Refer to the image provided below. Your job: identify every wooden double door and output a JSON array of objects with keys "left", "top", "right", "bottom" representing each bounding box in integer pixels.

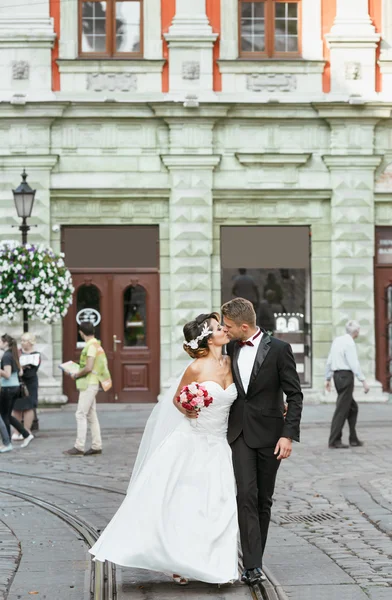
[
  {"left": 375, "top": 266, "right": 392, "bottom": 393},
  {"left": 63, "top": 270, "right": 160, "bottom": 403}
]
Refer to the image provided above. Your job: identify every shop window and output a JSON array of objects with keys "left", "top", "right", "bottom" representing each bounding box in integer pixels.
[
  {"left": 239, "top": 0, "right": 301, "bottom": 57},
  {"left": 221, "top": 226, "right": 311, "bottom": 385},
  {"left": 124, "top": 285, "right": 147, "bottom": 346},
  {"left": 79, "top": 0, "right": 143, "bottom": 57}
]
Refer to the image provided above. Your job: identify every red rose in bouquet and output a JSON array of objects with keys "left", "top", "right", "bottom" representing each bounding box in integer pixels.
[{"left": 176, "top": 382, "right": 213, "bottom": 414}]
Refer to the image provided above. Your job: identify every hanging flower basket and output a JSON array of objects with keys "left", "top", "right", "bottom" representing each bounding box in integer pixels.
[{"left": 0, "top": 241, "right": 74, "bottom": 324}]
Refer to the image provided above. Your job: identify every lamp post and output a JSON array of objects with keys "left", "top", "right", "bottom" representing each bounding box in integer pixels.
[
  {"left": 12, "top": 169, "right": 36, "bottom": 333},
  {"left": 12, "top": 170, "right": 39, "bottom": 432}
]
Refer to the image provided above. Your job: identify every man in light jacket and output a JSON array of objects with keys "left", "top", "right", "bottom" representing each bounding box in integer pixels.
[{"left": 325, "top": 320, "right": 369, "bottom": 449}]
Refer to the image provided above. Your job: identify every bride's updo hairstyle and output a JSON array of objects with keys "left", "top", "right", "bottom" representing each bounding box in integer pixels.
[{"left": 183, "top": 312, "right": 220, "bottom": 359}]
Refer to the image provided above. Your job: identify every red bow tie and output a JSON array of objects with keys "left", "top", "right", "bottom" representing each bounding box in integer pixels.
[{"left": 238, "top": 329, "right": 262, "bottom": 348}]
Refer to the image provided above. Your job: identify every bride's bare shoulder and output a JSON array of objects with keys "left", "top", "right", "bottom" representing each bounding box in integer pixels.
[{"left": 183, "top": 360, "right": 202, "bottom": 379}]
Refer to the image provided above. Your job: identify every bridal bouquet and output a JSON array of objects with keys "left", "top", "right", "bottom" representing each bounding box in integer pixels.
[{"left": 176, "top": 382, "right": 213, "bottom": 413}]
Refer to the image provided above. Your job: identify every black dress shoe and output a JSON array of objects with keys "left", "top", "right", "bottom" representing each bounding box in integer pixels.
[
  {"left": 84, "top": 448, "right": 102, "bottom": 455},
  {"left": 329, "top": 441, "right": 349, "bottom": 449},
  {"left": 241, "top": 568, "right": 267, "bottom": 584},
  {"left": 349, "top": 439, "right": 364, "bottom": 447}
]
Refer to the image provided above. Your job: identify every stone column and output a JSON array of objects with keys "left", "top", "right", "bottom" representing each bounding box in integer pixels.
[
  {"left": 322, "top": 150, "right": 384, "bottom": 399},
  {"left": 220, "top": 0, "right": 237, "bottom": 60},
  {"left": 326, "top": 0, "right": 380, "bottom": 95},
  {"left": 380, "top": 0, "right": 392, "bottom": 95},
  {"left": 161, "top": 149, "right": 220, "bottom": 378},
  {"left": 164, "top": 1, "right": 217, "bottom": 96},
  {"left": 0, "top": 0, "right": 55, "bottom": 99},
  {"left": 0, "top": 153, "right": 66, "bottom": 404}
]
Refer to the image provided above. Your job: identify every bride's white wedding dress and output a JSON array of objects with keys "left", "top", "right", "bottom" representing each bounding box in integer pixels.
[{"left": 89, "top": 381, "right": 239, "bottom": 584}]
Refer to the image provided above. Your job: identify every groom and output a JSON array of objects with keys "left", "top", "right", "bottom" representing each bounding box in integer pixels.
[{"left": 221, "top": 297, "right": 303, "bottom": 585}]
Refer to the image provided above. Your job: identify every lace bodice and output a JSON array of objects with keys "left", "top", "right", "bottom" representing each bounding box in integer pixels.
[{"left": 188, "top": 381, "right": 238, "bottom": 438}]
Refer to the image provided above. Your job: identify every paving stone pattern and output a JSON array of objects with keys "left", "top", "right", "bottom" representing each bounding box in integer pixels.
[
  {"left": 268, "top": 404, "right": 392, "bottom": 600},
  {"left": 0, "top": 402, "right": 391, "bottom": 599}
]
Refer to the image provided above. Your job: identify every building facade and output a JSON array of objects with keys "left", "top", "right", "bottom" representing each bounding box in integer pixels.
[{"left": 0, "top": 0, "right": 391, "bottom": 404}]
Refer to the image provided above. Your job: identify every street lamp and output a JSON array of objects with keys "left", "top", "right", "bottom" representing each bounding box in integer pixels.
[
  {"left": 13, "top": 170, "right": 36, "bottom": 331},
  {"left": 13, "top": 169, "right": 36, "bottom": 248},
  {"left": 12, "top": 169, "right": 38, "bottom": 432}
]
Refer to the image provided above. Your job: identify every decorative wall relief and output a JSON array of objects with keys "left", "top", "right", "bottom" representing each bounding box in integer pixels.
[
  {"left": 345, "top": 62, "right": 362, "bottom": 80},
  {"left": 12, "top": 61, "right": 30, "bottom": 80},
  {"left": 246, "top": 74, "right": 297, "bottom": 92},
  {"left": 86, "top": 73, "right": 137, "bottom": 92},
  {"left": 182, "top": 62, "right": 200, "bottom": 81}
]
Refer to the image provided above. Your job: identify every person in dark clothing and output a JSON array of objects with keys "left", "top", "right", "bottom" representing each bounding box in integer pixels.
[
  {"left": 232, "top": 268, "right": 260, "bottom": 312},
  {"left": 257, "top": 289, "right": 277, "bottom": 333},
  {"left": 0, "top": 334, "right": 33, "bottom": 453},
  {"left": 12, "top": 332, "right": 41, "bottom": 440},
  {"left": 263, "top": 273, "right": 284, "bottom": 307},
  {"left": 221, "top": 298, "right": 303, "bottom": 586}
]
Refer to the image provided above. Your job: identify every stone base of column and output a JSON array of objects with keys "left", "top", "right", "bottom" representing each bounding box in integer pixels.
[
  {"left": 38, "top": 379, "right": 68, "bottom": 406},
  {"left": 304, "top": 381, "right": 389, "bottom": 405},
  {"left": 326, "top": 15, "right": 380, "bottom": 96},
  {"left": 164, "top": 15, "right": 217, "bottom": 95}
]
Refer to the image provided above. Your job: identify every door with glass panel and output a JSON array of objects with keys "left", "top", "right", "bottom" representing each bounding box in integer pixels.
[
  {"left": 62, "top": 225, "right": 160, "bottom": 402},
  {"left": 63, "top": 272, "right": 160, "bottom": 403},
  {"left": 112, "top": 273, "right": 159, "bottom": 402},
  {"left": 63, "top": 273, "right": 114, "bottom": 403}
]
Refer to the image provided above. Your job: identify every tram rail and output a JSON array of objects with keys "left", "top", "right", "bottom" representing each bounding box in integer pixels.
[{"left": 0, "top": 469, "right": 285, "bottom": 600}]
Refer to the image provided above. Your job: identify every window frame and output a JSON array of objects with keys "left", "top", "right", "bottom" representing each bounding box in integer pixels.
[
  {"left": 78, "top": 0, "right": 144, "bottom": 59},
  {"left": 238, "top": 0, "right": 302, "bottom": 59}
]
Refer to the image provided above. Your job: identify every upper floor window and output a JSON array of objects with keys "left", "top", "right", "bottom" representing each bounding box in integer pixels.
[
  {"left": 239, "top": 0, "right": 300, "bottom": 57},
  {"left": 79, "top": 0, "right": 142, "bottom": 57}
]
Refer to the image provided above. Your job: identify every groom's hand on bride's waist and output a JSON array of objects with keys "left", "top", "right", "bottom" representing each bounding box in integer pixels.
[{"left": 274, "top": 437, "right": 292, "bottom": 460}]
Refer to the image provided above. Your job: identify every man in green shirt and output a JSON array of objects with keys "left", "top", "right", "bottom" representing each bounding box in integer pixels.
[{"left": 63, "top": 322, "right": 103, "bottom": 456}]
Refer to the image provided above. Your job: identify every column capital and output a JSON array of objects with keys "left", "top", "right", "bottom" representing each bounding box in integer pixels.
[
  {"left": 313, "top": 104, "right": 392, "bottom": 120},
  {"left": 322, "top": 155, "right": 382, "bottom": 171},
  {"left": 161, "top": 154, "right": 221, "bottom": 170},
  {"left": 0, "top": 17, "right": 55, "bottom": 48},
  {"left": 0, "top": 155, "right": 59, "bottom": 171}
]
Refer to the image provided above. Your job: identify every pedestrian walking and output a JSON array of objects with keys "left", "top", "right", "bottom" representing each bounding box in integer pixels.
[
  {"left": 12, "top": 333, "right": 41, "bottom": 441},
  {"left": 63, "top": 322, "right": 108, "bottom": 457},
  {"left": 0, "top": 334, "right": 34, "bottom": 453},
  {"left": 325, "top": 320, "right": 369, "bottom": 449}
]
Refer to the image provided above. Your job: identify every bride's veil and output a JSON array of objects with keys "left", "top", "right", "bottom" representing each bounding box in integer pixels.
[{"left": 127, "top": 365, "right": 189, "bottom": 492}]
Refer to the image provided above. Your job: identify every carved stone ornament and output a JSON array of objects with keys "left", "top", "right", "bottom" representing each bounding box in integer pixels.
[
  {"left": 345, "top": 62, "right": 362, "bottom": 80},
  {"left": 12, "top": 61, "right": 30, "bottom": 80},
  {"left": 86, "top": 72, "right": 137, "bottom": 92},
  {"left": 182, "top": 61, "right": 200, "bottom": 80},
  {"left": 246, "top": 73, "right": 297, "bottom": 92}
]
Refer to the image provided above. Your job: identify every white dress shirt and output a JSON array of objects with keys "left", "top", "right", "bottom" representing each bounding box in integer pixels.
[
  {"left": 237, "top": 329, "right": 263, "bottom": 394},
  {"left": 325, "top": 333, "right": 365, "bottom": 382}
]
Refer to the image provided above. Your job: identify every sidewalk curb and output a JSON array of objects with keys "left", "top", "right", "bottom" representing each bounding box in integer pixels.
[{"left": 263, "top": 566, "right": 290, "bottom": 600}]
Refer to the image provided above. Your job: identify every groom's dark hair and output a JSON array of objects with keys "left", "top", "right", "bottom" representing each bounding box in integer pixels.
[{"left": 221, "top": 298, "right": 256, "bottom": 327}]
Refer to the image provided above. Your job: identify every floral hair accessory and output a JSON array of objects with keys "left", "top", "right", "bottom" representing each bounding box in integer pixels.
[{"left": 184, "top": 322, "right": 213, "bottom": 350}]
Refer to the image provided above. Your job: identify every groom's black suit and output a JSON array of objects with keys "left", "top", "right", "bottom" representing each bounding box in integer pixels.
[{"left": 227, "top": 332, "right": 303, "bottom": 570}]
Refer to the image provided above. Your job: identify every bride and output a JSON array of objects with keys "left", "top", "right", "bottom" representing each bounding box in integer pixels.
[{"left": 89, "top": 312, "right": 239, "bottom": 584}]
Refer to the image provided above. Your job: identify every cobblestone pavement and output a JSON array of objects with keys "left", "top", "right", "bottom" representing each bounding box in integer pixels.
[
  {"left": 269, "top": 403, "right": 392, "bottom": 600},
  {"left": 0, "top": 401, "right": 391, "bottom": 599}
]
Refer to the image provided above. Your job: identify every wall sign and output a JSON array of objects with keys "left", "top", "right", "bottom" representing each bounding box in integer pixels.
[
  {"left": 76, "top": 308, "right": 101, "bottom": 326},
  {"left": 376, "top": 228, "right": 392, "bottom": 265}
]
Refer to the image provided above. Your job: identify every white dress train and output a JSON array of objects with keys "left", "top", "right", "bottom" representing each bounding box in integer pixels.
[{"left": 89, "top": 381, "right": 239, "bottom": 584}]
